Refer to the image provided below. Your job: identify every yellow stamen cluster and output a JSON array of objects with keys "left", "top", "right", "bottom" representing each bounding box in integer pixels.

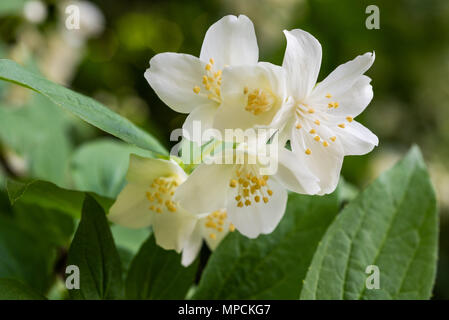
[
  {"left": 146, "top": 177, "right": 179, "bottom": 214},
  {"left": 205, "top": 210, "right": 233, "bottom": 239},
  {"left": 229, "top": 168, "right": 272, "bottom": 207},
  {"left": 294, "top": 96, "right": 348, "bottom": 155},
  {"left": 192, "top": 58, "right": 222, "bottom": 103},
  {"left": 244, "top": 88, "right": 276, "bottom": 116}
]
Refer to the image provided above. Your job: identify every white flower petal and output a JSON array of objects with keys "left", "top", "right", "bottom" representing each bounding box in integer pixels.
[
  {"left": 181, "top": 222, "right": 203, "bottom": 267},
  {"left": 312, "top": 52, "right": 375, "bottom": 99},
  {"left": 314, "top": 75, "right": 373, "bottom": 118},
  {"left": 200, "top": 15, "right": 258, "bottom": 69},
  {"left": 276, "top": 148, "right": 320, "bottom": 195},
  {"left": 336, "top": 120, "right": 379, "bottom": 155},
  {"left": 145, "top": 52, "right": 215, "bottom": 113},
  {"left": 213, "top": 62, "right": 286, "bottom": 131},
  {"left": 291, "top": 125, "right": 344, "bottom": 195},
  {"left": 126, "top": 155, "right": 187, "bottom": 185},
  {"left": 108, "top": 183, "right": 153, "bottom": 228},
  {"left": 270, "top": 96, "right": 295, "bottom": 131},
  {"left": 182, "top": 104, "right": 217, "bottom": 143},
  {"left": 282, "top": 29, "right": 322, "bottom": 100},
  {"left": 174, "top": 163, "right": 234, "bottom": 214},
  {"left": 151, "top": 209, "right": 198, "bottom": 253},
  {"left": 227, "top": 179, "right": 287, "bottom": 238}
]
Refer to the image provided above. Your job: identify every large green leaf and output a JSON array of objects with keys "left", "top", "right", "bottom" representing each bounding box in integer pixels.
[
  {"left": 71, "top": 138, "right": 153, "bottom": 198},
  {"left": 126, "top": 235, "right": 198, "bottom": 300},
  {"left": 7, "top": 179, "right": 83, "bottom": 218},
  {"left": 13, "top": 203, "right": 75, "bottom": 247},
  {"left": 300, "top": 146, "right": 438, "bottom": 300},
  {"left": 0, "top": 59, "right": 167, "bottom": 155},
  {"left": 6, "top": 179, "right": 113, "bottom": 218},
  {"left": 67, "top": 195, "right": 124, "bottom": 299},
  {"left": 0, "top": 0, "right": 26, "bottom": 17},
  {"left": 0, "top": 215, "right": 56, "bottom": 294},
  {"left": 0, "top": 94, "right": 73, "bottom": 186},
  {"left": 0, "top": 279, "right": 46, "bottom": 300},
  {"left": 0, "top": 167, "right": 4, "bottom": 188},
  {"left": 193, "top": 190, "right": 340, "bottom": 299}
]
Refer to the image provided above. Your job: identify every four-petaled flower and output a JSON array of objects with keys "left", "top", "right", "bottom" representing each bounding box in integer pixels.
[{"left": 108, "top": 155, "right": 233, "bottom": 266}]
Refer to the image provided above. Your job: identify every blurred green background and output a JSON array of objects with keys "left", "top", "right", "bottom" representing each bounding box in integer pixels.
[{"left": 0, "top": 0, "right": 448, "bottom": 299}]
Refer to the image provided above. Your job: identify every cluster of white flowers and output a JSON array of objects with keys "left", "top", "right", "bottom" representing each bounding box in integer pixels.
[{"left": 109, "top": 15, "right": 378, "bottom": 266}]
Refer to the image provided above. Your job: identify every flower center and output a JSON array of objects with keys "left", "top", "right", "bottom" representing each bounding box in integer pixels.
[
  {"left": 145, "top": 176, "right": 179, "bottom": 213},
  {"left": 228, "top": 166, "right": 273, "bottom": 207},
  {"left": 293, "top": 93, "right": 353, "bottom": 155},
  {"left": 204, "top": 210, "right": 235, "bottom": 239},
  {"left": 244, "top": 87, "right": 276, "bottom": 116},
  {"left": 192, "top": 58, "right": 222, "bottom": 104}
]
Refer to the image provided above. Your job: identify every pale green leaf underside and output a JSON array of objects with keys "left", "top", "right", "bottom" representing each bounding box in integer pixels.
[
  {"left": 0, "top": 59, "right": 167, "bottom": 155},
  {"left": 71, "top": 138, "right": 154, "bottom": 198},
  {"left": 300, "top": 146, "right": 438, "bottom": 300}
]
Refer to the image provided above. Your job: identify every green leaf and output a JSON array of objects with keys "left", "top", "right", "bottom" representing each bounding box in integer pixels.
[
  {"left": 6, "top": 179, "right": 113, "bottom": 218},
  {"left": 111, "top": 225, "right": 151, "bottom": 277},
  {"left": 0, "top": 59, "right": 167, "bottom": 155},
  {"left": 0, "top": 0, "right": 26, "bottom": 17},
  {"left": 71, "top": 138, "right": 153, "bottom": 198},
  {"left": 193, "top": 191, "right": 340, "bottom": 299},
  {"left": 0, "top": 94, "right": 73, "bottom": 186},
  {"left": 337, "top": 178, "right": 359, "bottom": 204},
  {"left": 0, "top": 279, "right": 46, "bottom": 300},
  {"left": 0, "top": 215, "right": 56, "bottom": 294},
  {"left": 111, "top": 225, "right": 151, "bottom": 254},
  {"left": 13, "top": 203, "right": 75, "bottom": 247},
  {"left": 126, "top": 235, "right": 198, "bottom": 300},
  {"left": 300, "top": 146, "right": 438, "bottom": 300},
  {"left": 0, "top": 167, "right": 4, "bottom": 189},
  {"left": 67, "top": 195, "right": 124, "bottom": 299}
]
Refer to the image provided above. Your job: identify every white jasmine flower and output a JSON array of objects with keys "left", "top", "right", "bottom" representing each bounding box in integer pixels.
[
  {"left": 174, "top": 143, "right": 320, "bottom": 239},
  {"left": 273, "top": 29, "right": 379, "bottom": 194},
  {"left": 144, "top": 15, "right": 259, "bottom": 139},
  {"left": 109, "top": 155, "right": 198, "bottom": 253},
  {"left": 109, "top": 155, "right": 234, "bottom": 266}
]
